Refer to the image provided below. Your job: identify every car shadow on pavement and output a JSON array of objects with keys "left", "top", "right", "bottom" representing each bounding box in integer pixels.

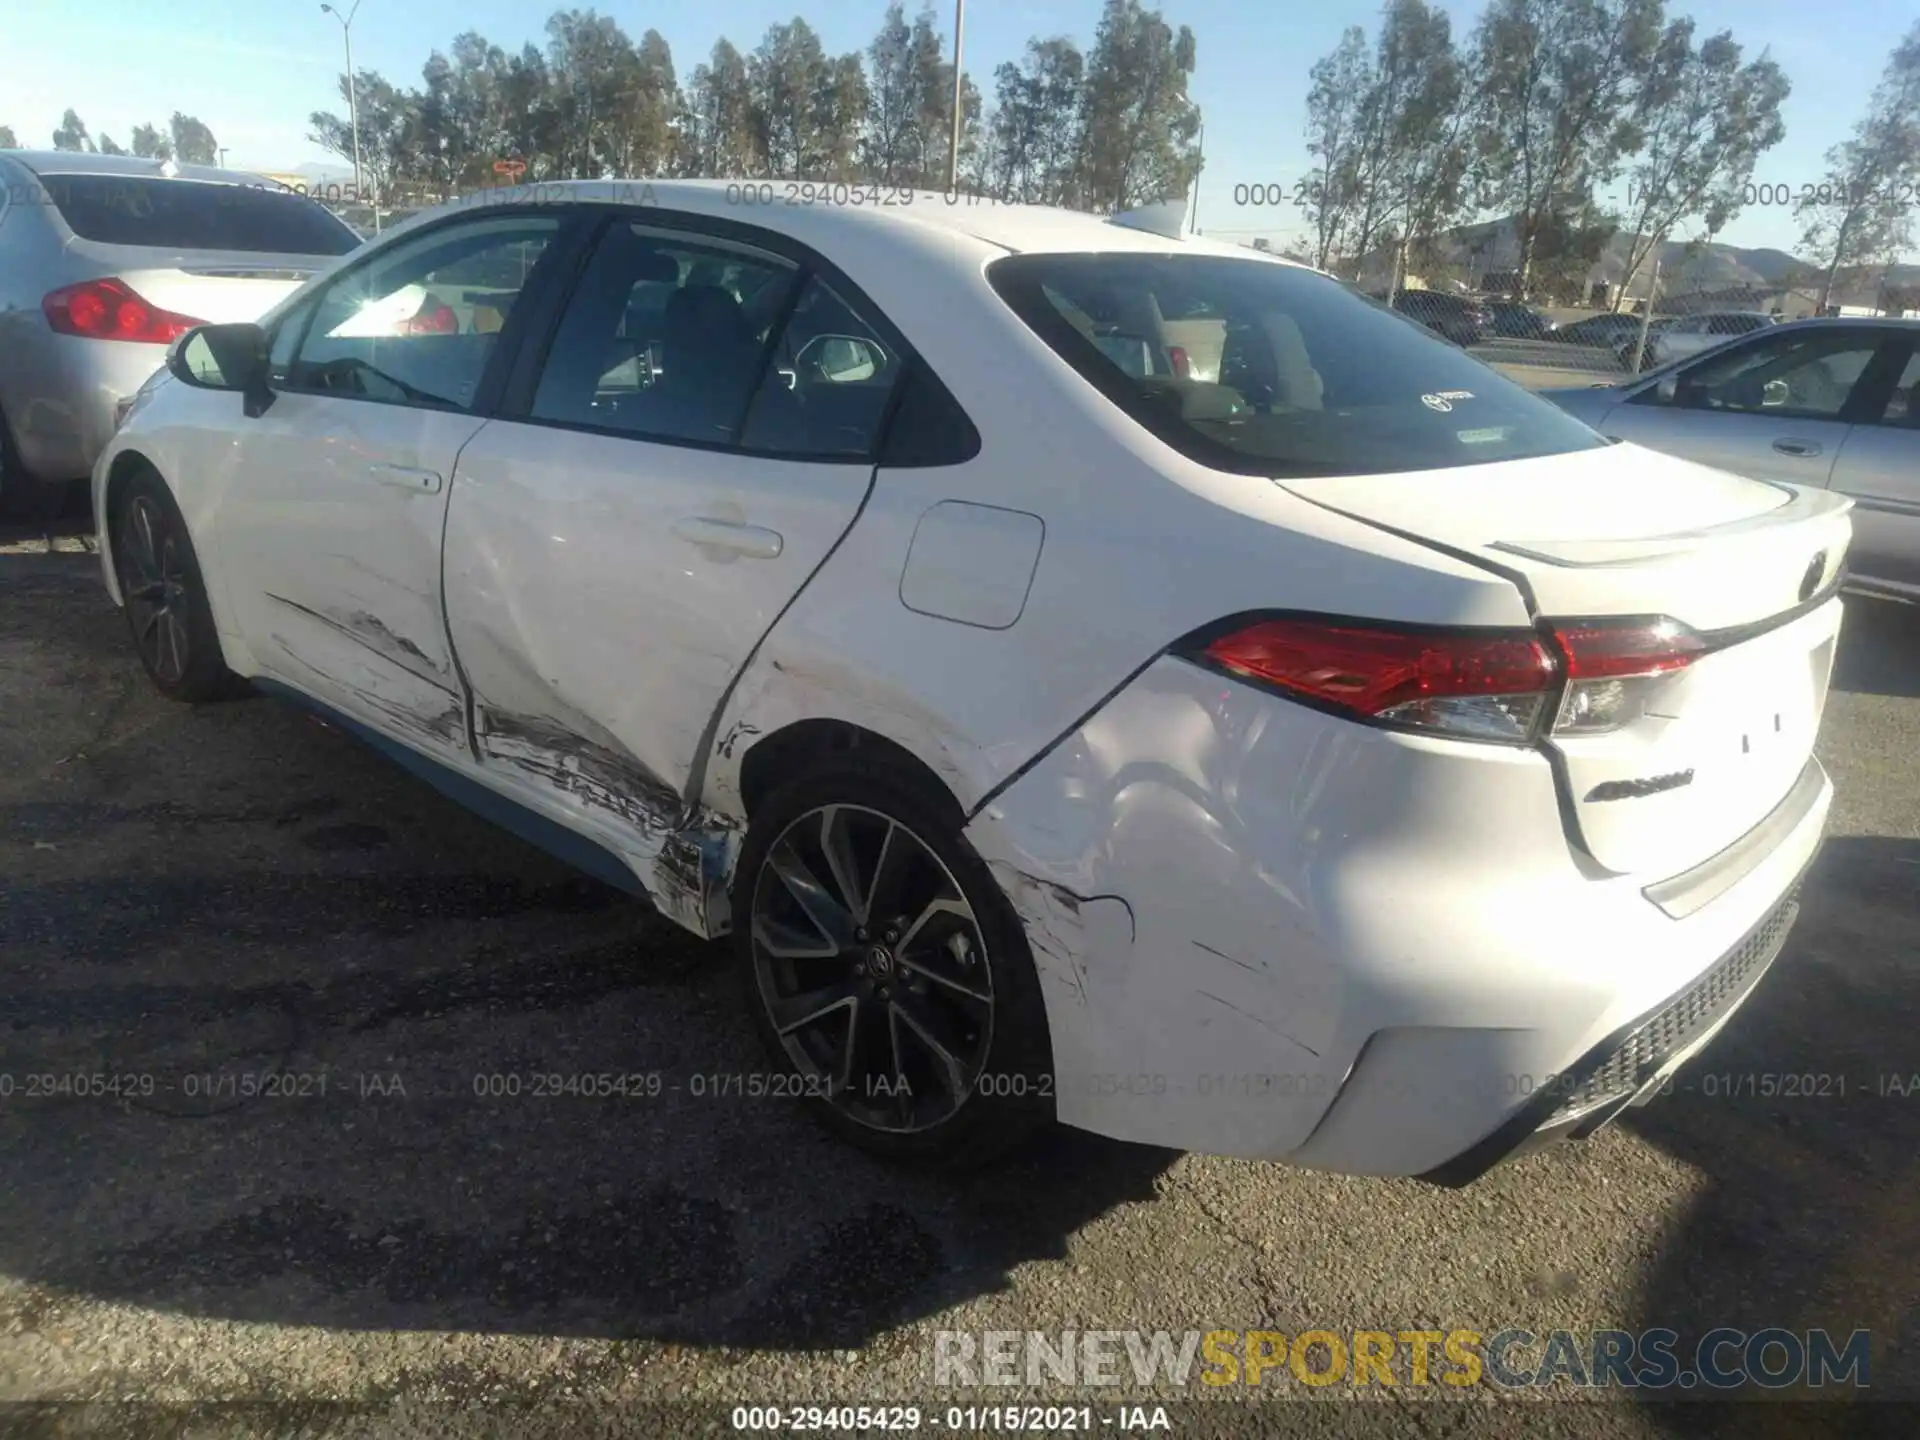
[
  {"left": 1620, "top": 833, "right": 1920, "bottom": 1435},
  {"left": 0, "top": 856, "right": 1178, "bottom": 1354},
  {"left": 1831, "top": 592, "right": 1920, "bottom": 700},
  {"left": 0, "top": 582, "right": 1177, "bottom": 1355}
]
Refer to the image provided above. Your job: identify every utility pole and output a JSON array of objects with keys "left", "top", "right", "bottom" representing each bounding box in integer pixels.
[
  {"left": 1630, "top": 249, "right": 1662, "bottom": 373},
  {"left": 320, "top": 1, "right": 367, "bottom": 227},
  {"left": 948, "top": 0, "right": 965, "bottom": 192},
  {"left": 216, "top": 147, "right": 229, "bottom": 169},
  {"left": 1187, "top": 119, "right": 1205, "bottom": 234}
]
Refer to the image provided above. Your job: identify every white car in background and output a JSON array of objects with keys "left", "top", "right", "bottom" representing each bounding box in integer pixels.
[{"left": 93, "top": 183, "right": 1846, "bottom": 1181}]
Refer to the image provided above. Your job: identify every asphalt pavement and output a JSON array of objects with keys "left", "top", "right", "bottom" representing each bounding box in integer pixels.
[{"left": 1, "top": 510, "right": 1916, "bottom": 1439}]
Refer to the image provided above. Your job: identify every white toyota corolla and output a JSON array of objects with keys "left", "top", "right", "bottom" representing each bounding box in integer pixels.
[{"left": 94, "top": 182, "right": 1848, "bottom": 1180}]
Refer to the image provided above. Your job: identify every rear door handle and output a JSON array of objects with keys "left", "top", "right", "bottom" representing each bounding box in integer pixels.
[
  {"left": 1772, "top": 438, "right": 1823, "bottom": 458},
  {"left": 368, "top": 462, "right": 444, "bottom": 494},
  {"left": 672, "top": 516, "right": 784, "bottom": 559}
]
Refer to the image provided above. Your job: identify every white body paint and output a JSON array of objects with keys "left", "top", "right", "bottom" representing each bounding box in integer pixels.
[{"left": 94, "top": 182, "right": 1847, "bottom": 1175}]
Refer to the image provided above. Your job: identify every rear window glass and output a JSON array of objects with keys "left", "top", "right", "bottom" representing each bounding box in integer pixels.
[
  {"left": 39, "top": 176, "right": 361, "bottom": 256},
  {"left": 988, "top": 254, "right": 1607, "bottom": 477}
]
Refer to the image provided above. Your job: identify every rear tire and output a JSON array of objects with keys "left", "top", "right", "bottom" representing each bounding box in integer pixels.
[
  {"left": 733, "top": 759, "right": 1055, "bottom": 1169},
  {"left": 110, "top": 467, "right": 235, "bottom": 703}
]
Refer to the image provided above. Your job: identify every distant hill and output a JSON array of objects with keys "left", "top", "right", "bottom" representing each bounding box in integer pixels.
[{"left": 1378, "top": 215, "right": 1920, "bottom": 298}]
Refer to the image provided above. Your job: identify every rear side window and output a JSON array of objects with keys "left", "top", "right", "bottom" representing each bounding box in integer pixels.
[
  {"left": 989, "top": 254, "right": 1606, "bottom": 477},
  {"left": 739, "top": 276, "right": 903, "bottom": 458},
  {"left": 38, "top": 175, "right": 360, "bottom": 255},
  {"left": 528, "top": 223, "right": 799, "bottom": 446},
  {"left": 879, "top": 362, "right": 981, "bottom": 467}
]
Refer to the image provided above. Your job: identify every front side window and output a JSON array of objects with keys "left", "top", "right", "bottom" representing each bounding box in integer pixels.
[
  {"left": 989, "top": 254, "right": 1605, "bottom": 477},
  {"left": 266, "top": 299, "right": 314, "bottom": 386},
  {"left": 530, "top": 223, "right": 798, "bottom": 446},
  {"left": 287, "top": 215, "right": 559, "bottom": 411},
  {"left": 39, "top": 175, "right": 360, "bottom": 255},
  {"left": 1654, "top": 329, "right": 1884, "bottom": 420}
]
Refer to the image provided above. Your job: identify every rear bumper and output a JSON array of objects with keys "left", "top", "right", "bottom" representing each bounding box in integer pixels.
[
  {"left": 966, "top": 655, "right": 1831, "bottom": 1179},
  {"left": 3, "top": 331, "right": 167, "bottom": 483},
  {"left": 1418, "top": 873, "right": 1806, "bottom": 1185}
]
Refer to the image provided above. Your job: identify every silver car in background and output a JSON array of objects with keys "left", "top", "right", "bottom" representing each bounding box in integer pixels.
[
  {"left": 0, "top": 151, "right": 362, "bottom": 511},
  {"left": 1543, "top": 316, "right": 1920, "bottom": 599},
  {"left": 1643, "top": 309, "right": 1779, "bottom": 367}
]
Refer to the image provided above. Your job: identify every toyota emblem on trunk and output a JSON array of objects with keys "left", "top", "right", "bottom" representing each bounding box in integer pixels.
[{"left": 1800, "top": 551, "right": 1828, "bottom": 602}]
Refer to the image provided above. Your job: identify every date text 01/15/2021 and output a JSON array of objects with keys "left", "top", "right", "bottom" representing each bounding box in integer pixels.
[
  {"left": 729, "top": 1405, "right": 1172, "bottom": 1432},
  {"left": 0, "top": 1071, "right": 403, "bottom": 1101},
  {"left": 469, "top": 1071, "right": 836, "bottom": 1099}
]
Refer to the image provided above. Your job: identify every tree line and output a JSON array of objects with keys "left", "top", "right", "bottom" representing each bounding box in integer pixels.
[
  {"left": 299, "top": 0, "right": 1200, "bottom": 215},
  {"left": 3, "top": 110, "right": 223, "bottom": 164},
  {"left": 3, "top": 1, "right": 1916, "bottom": 311},
  {"left": 1302, "top": 0, "right": 1920, "bottom": 309}
]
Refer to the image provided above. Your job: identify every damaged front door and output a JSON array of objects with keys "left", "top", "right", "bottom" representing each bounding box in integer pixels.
[{"left": 216, "top": 214, "right": 565, "bottom": 754}]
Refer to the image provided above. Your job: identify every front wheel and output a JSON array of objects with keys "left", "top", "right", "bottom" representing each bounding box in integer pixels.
[
  {"left": 111, "top": 468, "right": 235, "bottom": 702},
  {"left": 733, "top": 762, "right": 1055, "bottom": 1167}
]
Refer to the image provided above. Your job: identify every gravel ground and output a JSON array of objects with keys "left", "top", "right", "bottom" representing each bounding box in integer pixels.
[{"left": 1, "top": 513, "right": 1916, "bottom": 1439}]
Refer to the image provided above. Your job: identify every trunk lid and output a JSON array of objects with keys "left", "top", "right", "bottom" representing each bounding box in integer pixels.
[
  {"left": 84, "top": 249, "right": 325, "bottom": 325},
  {"left": 1282, "top": 442, "right": 1850, "bottom": 878}
]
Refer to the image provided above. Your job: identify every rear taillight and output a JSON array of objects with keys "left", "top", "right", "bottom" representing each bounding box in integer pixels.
[
  {"left": 1188, "top": 618, "right": 1558, "bottom": 742},
  {"left": 1549, "top": 618, "right": 1706, "bottom": 735},
  {"left": 43, "top": 278, "right": 204, "bottom": 344},
  {"left": 1167, "top": 345, "right": 1192, "bottom": 379},
  {"left": 1185, "top": 614, "right": 1714, "bottom": 744}
]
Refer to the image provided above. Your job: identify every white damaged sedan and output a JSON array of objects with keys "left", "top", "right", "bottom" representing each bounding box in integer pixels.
[{"left": 94, "top": 182, "right": 1849, "bottom": 1179}]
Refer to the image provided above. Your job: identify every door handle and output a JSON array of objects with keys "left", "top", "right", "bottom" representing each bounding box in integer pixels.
[
  {"left": 368, "top": 462, "right": 444, "bottom": 494},
  {"left": 672, "top": 516, "right": 784, "bottom": 559},
  {"left": 1772, "top": 438, "right": 1823, "bottom": 458}
]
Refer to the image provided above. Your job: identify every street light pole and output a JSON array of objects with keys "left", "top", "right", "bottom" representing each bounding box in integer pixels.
[
  {"left": 320, "top": 1, "right": 365, "bottom": 225},
  {"left": 948, "top": 0, "right": 965, "bottom": 192}
]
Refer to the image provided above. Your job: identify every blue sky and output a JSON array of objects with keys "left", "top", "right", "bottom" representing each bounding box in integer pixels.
[{"left": 0, "top": 0, "right": 1899, "bottom": 256}]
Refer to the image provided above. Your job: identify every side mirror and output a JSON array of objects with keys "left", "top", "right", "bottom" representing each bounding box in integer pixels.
[
  {"left": 167, "top": 322, "right": 275, "bottom": 418},
  {"left": 796, "top": 334, "right": 888, "bottom": 384},
  {"left": 1654, "top": 373, "right": 1680, "bottom": 406}
]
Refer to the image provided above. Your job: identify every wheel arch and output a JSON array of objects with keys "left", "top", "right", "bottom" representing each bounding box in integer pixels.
[
  {"left": 100, "top": 450, "right": 165, "bottom": 606},
  {"left": 734, "top": 718, "right": 965, "bottom": 830},
  {"left": 100, "top": 451, "right": 244, "bottom": 666}
]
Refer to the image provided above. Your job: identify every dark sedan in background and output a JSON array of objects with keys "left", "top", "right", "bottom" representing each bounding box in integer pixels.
[
  {"left": 1551, "top": 312, "right": 1652, "bottom": 350},
  {"left": 1387, "top": 288, "right": 1489, "bottom": 346},
  {"left": 1482, "top": 299, "right": 1556, "bottom": 340}
]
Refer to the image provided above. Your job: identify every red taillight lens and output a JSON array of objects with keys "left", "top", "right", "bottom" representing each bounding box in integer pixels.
[
  {"left": 1168, "top": 345, "right": 1191, "bottom": 379},
  {"left": 405, "top": 302, "right": 458, "bottom": 335},
  {"left": 43, "top": 278, "right": 204, "bottom": 344},
  {"left": 1549, "top": 618, "right": 1706, "bottom": 734},
  {"left": 1192, "top": 618, "right": 1558, "bottom": 742},
  {"left": 1551, "top": 618, "right": 1706, "bottom": 678}
]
